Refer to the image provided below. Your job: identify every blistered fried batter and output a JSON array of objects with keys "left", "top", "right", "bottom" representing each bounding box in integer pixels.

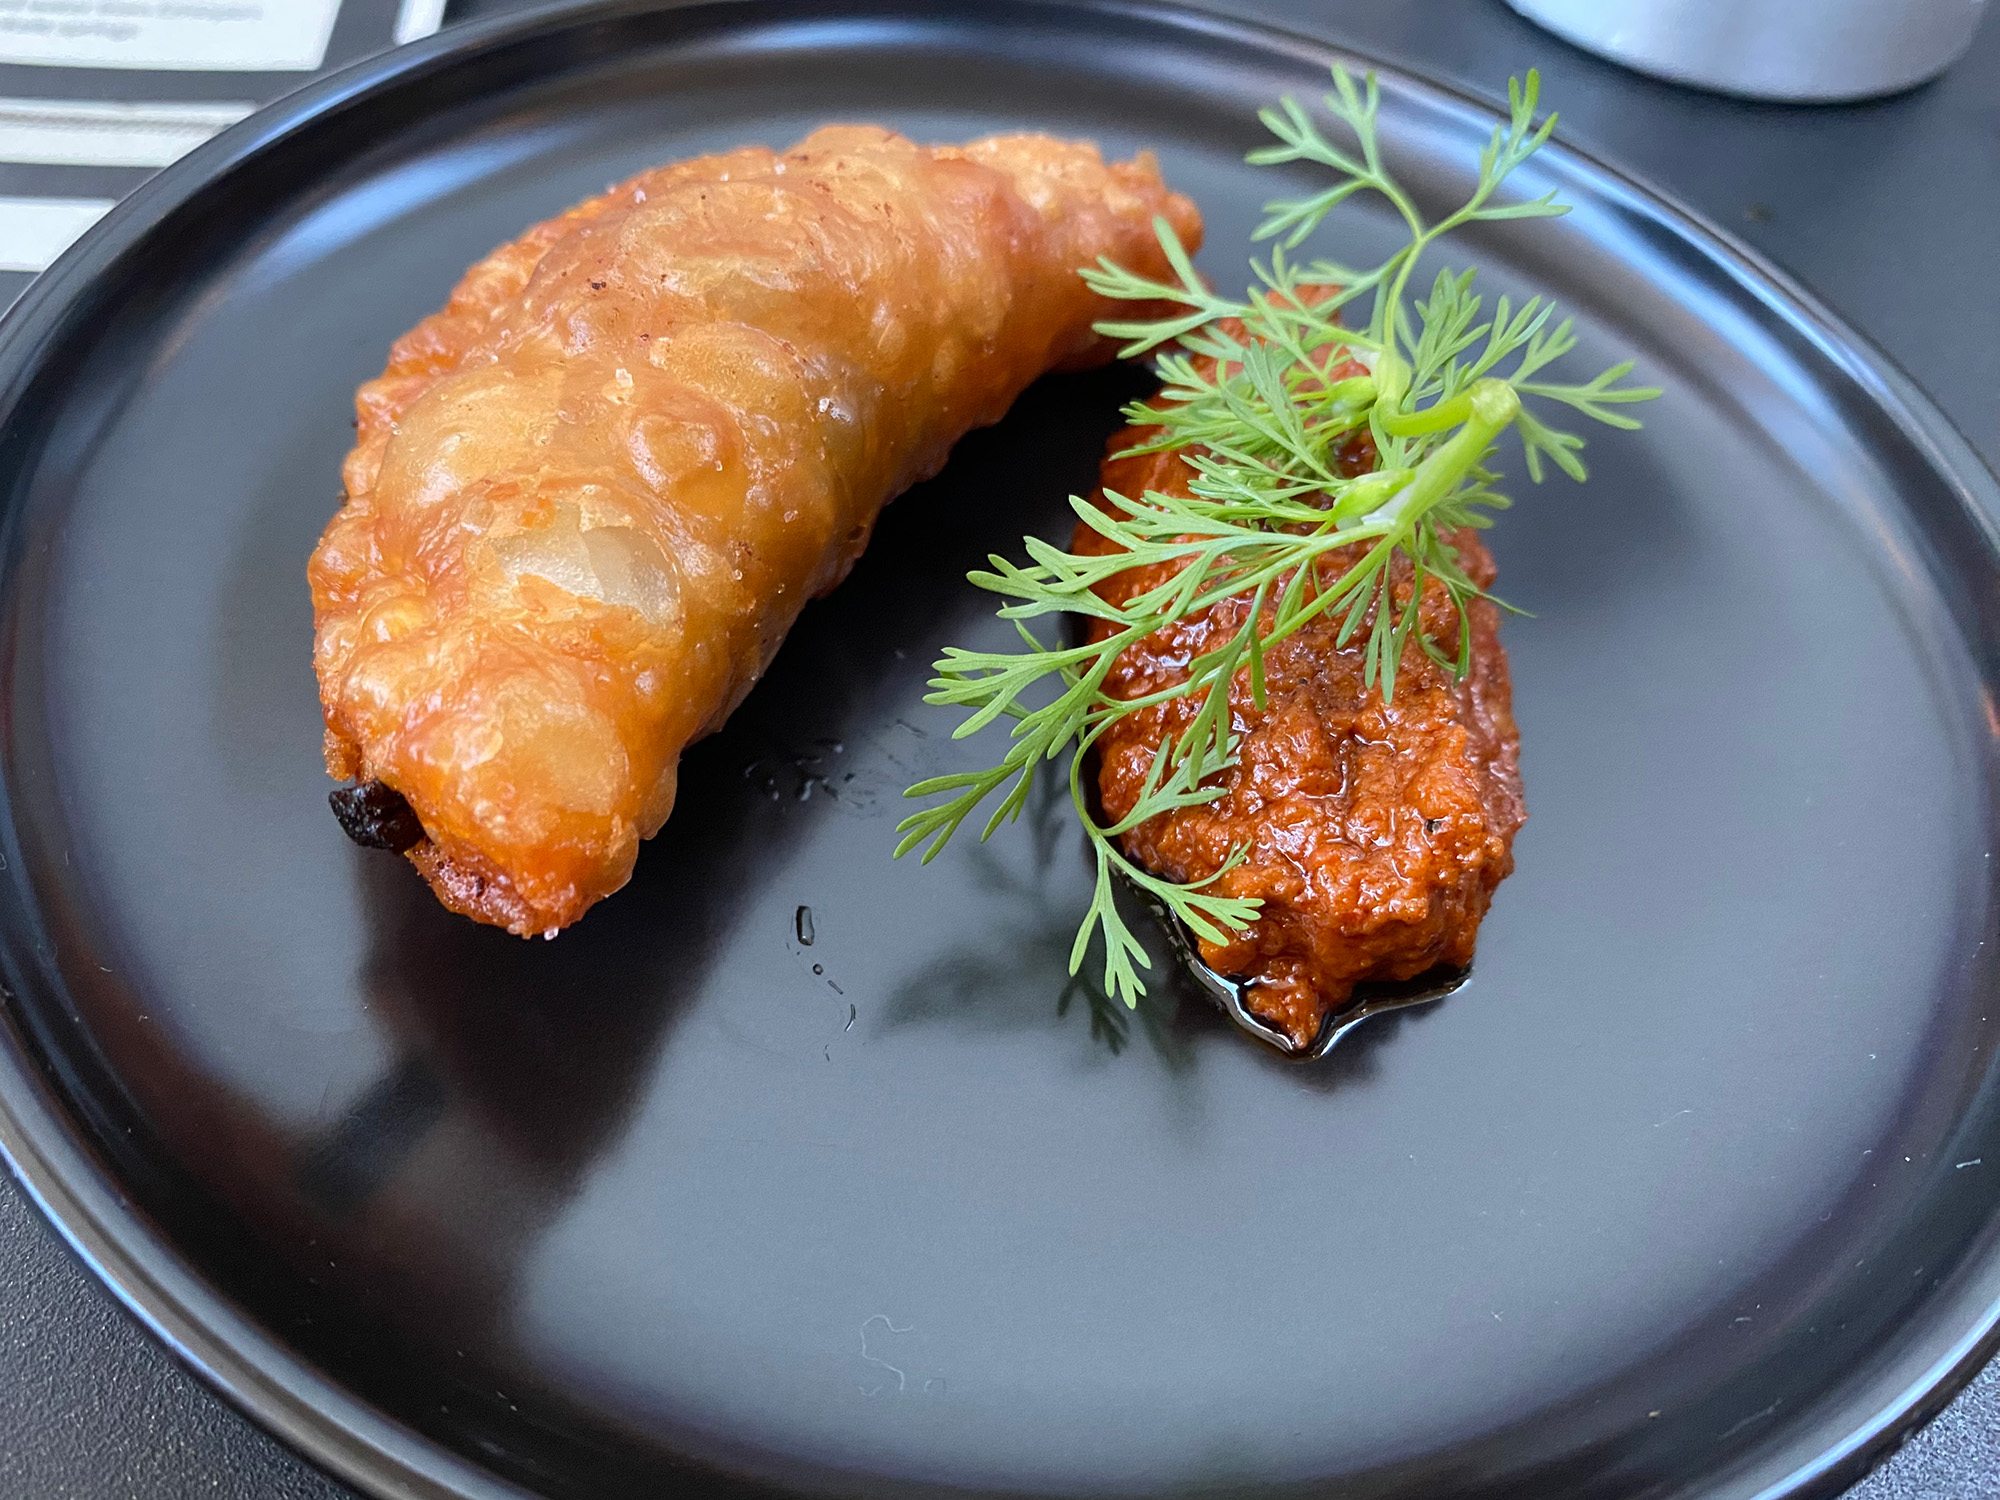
[{"left": 310, "top": 126, "right": 1201, "bottom": 934}]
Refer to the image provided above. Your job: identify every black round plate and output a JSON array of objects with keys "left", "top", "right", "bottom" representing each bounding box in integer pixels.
[{"left": 1, "top": 3, "right": 1998, "bottom": 1498}]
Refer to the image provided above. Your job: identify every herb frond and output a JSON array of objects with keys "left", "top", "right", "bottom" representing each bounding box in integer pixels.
[{"left": 898, "top": 68, "right": 1658, "bottom": 1010}]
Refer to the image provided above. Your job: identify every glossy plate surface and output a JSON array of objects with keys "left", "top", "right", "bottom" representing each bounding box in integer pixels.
[{"left": 1, "top": 4, "right": 1998, "bottom": 1498}]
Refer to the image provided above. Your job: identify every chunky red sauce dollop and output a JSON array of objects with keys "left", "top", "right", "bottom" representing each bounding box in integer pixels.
[{"left": 1076, "top": 408, "right": 1525, "bottom": 1049}]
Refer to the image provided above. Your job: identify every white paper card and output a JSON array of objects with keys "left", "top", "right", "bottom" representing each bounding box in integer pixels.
[
  {"left": 0, "top": 0, "right": 343, "bottom": 72},
  {"left": 393, "top": 0, "right": 443, "bottom": 46},
  {"left": 0, "top": 96, "right": 251, "bottom": 165},
  {"left": 0, "top": 194, "right": 111, "bottom": 271}
]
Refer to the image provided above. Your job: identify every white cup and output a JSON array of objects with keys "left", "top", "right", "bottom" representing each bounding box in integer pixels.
[{"left": 1506, "top": 0, "right": 1988, "bottom": 101}]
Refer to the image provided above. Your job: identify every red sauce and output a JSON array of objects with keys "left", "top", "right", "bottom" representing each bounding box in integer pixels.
[{"left": 1076, "top": 397, "right": 1525, "bottom": 1048}]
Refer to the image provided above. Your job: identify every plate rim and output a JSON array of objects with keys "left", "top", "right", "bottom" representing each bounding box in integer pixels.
[{"left": 0, "top": 2, "right": 1995, "bottom": 1497}]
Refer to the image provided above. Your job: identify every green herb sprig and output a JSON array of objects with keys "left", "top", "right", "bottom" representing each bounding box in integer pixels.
[{"left": 895, "top": 69, "right": 1657, "bottom": 1008}]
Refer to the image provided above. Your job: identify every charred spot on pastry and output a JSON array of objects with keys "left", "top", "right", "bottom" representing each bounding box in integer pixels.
[{"left": 329, "top": 780, "right": 426, "bottom": 852}]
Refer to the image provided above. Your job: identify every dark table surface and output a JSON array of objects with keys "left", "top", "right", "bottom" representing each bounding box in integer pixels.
[{"left": 3, "top": 0, "right": 1998, "bottom": 1495}]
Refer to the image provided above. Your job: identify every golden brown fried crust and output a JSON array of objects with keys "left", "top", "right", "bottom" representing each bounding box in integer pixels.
[
  {"left": 1078, "top": 431, "right": 1525, "bottom": 1048},
  {"left": 309, "top": 126, "right": 1201, "bottom": 935}
]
